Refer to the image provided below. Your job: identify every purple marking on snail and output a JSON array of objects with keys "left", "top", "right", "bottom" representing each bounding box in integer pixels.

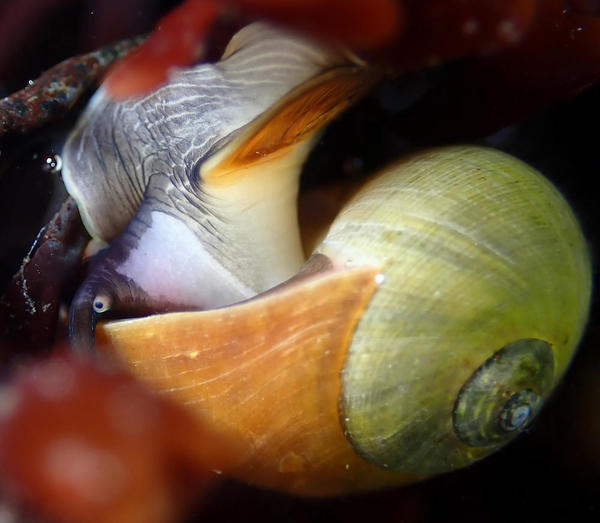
[{"left": 62, "top": 23, "right": 367, "bottom": 350}]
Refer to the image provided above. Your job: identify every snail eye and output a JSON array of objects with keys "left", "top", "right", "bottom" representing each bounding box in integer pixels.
[{"left": 92, "top": 294, "right": 113, "bottom": 314}]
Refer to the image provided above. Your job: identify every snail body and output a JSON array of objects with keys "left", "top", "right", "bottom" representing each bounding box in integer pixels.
[
  {"left": 96, "top": 146, "right": 591, "bottom": 495},
  {"left": 62, "top": 23, "right": 373, "bottom": 350}
]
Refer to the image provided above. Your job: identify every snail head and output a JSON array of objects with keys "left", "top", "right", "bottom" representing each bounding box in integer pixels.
[
  {"left": 69, "top": 248, "right": 169, "bottom": 352},
  {"left": 62, "top": 24, "right": 378, "bottom": 352}
]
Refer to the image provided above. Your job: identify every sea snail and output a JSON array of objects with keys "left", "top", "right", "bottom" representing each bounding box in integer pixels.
[{"left": 62, "top": 24, "right": 591, "bottom": 495}]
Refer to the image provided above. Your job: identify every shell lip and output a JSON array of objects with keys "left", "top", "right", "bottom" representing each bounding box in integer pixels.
[{"left": 97, "top": 257, "right": 383, "bottom": 330}]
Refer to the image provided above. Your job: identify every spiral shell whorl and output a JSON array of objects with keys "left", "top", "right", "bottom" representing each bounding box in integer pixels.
[{"left": 316, "top": 146, "right": 591, "bottom": 473}]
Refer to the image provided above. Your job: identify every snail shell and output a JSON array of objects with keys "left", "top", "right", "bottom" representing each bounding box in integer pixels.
[
  {"left": 96, "top": 145, "right": 591, "bottom": 495},
  {"left": 319, "top": 146, "right": 591, "bottom": 473}
]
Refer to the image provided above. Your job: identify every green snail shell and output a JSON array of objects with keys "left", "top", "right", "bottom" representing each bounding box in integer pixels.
[{"left": 315, "top": 145, "right": 591, "bottom": 474}]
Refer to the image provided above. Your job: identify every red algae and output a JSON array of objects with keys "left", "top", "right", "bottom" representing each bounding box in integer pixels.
[
  {"left": 104, "top": 0, "right": 540, "bottom": 101},
  {"left": 105, "top": 0, "right": 220, "bottom": 99},
  {"left": 105, "top": 0, "right": 403, "bottom": 99},
  {"left": 398, "top": 0, "right": 600, "bottom": 140},
  {"left": 0, "top": 353, "right": 234, "bottom": 523},
  {"left": 230, "top": 0, "right": 403, "bottom": 48}
]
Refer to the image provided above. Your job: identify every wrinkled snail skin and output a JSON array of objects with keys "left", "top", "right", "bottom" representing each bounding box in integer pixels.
[
  {"left": 62, "top": 22, "right": 371, "bottom": 350},
  {"left": 96, "top": 146, "right": 591, "bottom": 495}
]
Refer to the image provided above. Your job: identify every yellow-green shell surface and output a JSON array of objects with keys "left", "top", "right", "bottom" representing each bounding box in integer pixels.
[{"left": 316, "top": 146, "right": 591, "bottom": 474}]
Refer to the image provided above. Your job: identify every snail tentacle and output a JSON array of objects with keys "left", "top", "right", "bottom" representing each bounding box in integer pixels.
[{"left": 69, "top": 259, "right": 120, "bottom": 353}]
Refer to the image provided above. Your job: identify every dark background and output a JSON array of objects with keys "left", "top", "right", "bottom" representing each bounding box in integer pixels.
[{"left": 0, "top": 1, "right": 598, "bottom": 521}]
